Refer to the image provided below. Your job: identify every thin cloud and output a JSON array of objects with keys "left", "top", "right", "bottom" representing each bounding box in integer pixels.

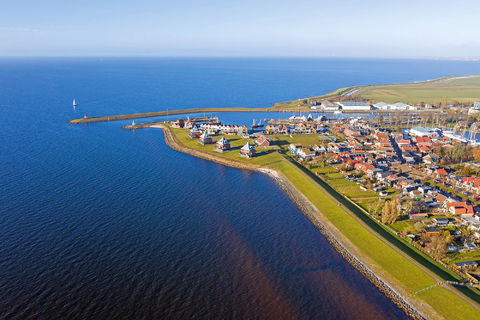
[{"left": 0, "top": 27, "right": 43, "bottom": 34}]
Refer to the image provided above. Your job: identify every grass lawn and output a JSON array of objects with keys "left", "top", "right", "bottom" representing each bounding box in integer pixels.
[
  {"left": 345, "top": 191, "right": 379, "bottom": 198},
  {"left": 324, "top": 172, "right": 343, "bottom": 179},
  {"left": 446, "top": 251, "right": 480, "bottom": 264},
  {"left": 311, "top": 166, "right": 336, "bottom": 173},
  {"left": 267, "top": 134, "right": 324, "bottom": 150},
  {"left": 328, "top": 179, "right": 358, "bottom": 187},
  {"left": 171, "top": 128, "right": 282, "bottom": 166},
  {"left": 389, "top": 222, "right": 412, "bottom": 233},
  {"left": 417, "top": 286, "right": 480, "bottom": 320},
  {"left": 326, "top": 179, "right": 379, "bottom": 198}
]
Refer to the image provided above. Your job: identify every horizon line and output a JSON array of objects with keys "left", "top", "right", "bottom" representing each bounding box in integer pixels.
[{"left": 0, "top": 55, "right": 479, "bottom": 61}]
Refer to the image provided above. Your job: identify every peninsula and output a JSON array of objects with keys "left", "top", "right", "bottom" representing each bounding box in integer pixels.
[{"left": 68, "top": 75, "right": 480, "bottom": 319}]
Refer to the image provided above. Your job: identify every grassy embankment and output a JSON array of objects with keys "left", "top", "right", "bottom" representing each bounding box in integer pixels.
[
  {"left": 275, "top": 75, "right": 480, "bottom": 109},
  {"left": 166, "top": 127, "right": 480, "bottom": 319},
  {"left": 68, "top": 107, "right": 273, "bottom": 124}
]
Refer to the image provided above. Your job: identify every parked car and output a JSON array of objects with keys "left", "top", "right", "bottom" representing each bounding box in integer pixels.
[{"left": 379, "top": 191, "right": 388, "bottom": 196}]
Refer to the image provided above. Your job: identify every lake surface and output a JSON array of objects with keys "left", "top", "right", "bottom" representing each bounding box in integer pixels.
[{"left": 2, "top": 58, "right": 480, "bottom": 319}]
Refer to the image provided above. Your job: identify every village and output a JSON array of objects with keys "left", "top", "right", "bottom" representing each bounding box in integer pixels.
[{"left": 168, "top": 101, "right": 480, "bottom": 283}]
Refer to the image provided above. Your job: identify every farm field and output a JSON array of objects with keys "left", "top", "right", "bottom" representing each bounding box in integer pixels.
[{"left": 274, "top": 75, "right": 480, "bottom": 108}]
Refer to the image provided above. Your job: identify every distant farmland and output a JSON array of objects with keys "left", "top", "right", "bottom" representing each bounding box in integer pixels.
[
  {"left": 274, "top": 75, "right": 480, "bottom": 109},
  {"left": 358, "top": 75, "right": 480, "bottom": 105}
]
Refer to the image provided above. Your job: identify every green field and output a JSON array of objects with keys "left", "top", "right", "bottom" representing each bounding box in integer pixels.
[
  {"left": 311, "top": 166, "right": 336, "bottom": 173},
  {"left": 359, "top": 75, "right": 480, "bottom": 104},
  {"left": 275, "top": 75, "right": 480, "bottom": 108}
]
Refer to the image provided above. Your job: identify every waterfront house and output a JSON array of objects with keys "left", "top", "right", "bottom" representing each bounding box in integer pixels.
[
  {"left": 184, "top": 121, "right": 195, "bottom": 130},
  {"left": 199, "top": 131, "right": 214, "bottom": 145},
  {"left": 265, "top": 125, "right": 275, "bottom": 134},
  {"left": 188, "top": 126, "right": 202, "bottom": 139},
  {"left": 240, "top": 142, "right": 256, "bottom": 158},
  {"left": 214, "top": 136, "right": 231, "bottom": 153},
  {"left": 255, "top": 135, "right": 271, "bottom": 147},
  {"left": 172, "top": 119, "right": 185, "bottom": 128}
]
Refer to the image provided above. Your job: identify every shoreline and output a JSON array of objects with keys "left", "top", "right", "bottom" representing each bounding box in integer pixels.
[
  {"left": 68, "top": 108, "right": 424, "bottom": 124},
  {"left": 154, "top": 123, "right": 428, "bottom": 319}
]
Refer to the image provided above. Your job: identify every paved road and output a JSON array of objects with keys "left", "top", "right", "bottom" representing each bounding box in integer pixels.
[{"left": 280, "top": 155, "right": 480, "bottom": 313}]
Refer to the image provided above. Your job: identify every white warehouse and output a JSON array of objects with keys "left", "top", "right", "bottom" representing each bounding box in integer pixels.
[{"left": 337, "top": 101, "right": 372, "bottom": 111}]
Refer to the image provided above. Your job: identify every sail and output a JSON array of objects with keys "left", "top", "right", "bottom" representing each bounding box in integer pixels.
[{"left": 73, "top": 99, "right": 77, "bottom": 106}]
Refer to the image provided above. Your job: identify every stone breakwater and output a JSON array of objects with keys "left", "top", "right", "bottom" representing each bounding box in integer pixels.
[
  {"left": 155, "top": 124, "right": 425, "bottom": 320},
  {"left": 263, "top": 170, "right": 425, "bottom": 320}
]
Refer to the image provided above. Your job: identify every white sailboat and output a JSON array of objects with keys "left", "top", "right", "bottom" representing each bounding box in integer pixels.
[{"left": 73, "top": 98, "right": 78, "bottom": 106}]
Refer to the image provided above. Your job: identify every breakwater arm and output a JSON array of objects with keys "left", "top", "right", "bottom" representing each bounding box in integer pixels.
[{"left": 67, "top": 107, "right": 271, "bottom": 124}]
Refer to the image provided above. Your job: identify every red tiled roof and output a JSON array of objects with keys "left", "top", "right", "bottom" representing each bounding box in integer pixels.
[
  {"left": 435, "top": 169, "right": 448, "bottom": 175},
  {"left": 446, "top": 202, "right": 474, "bottom": 215}
]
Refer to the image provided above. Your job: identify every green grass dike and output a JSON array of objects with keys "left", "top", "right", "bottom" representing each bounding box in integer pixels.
[{"left": 161, "top": 126, "right": 480, "bottom": 320}]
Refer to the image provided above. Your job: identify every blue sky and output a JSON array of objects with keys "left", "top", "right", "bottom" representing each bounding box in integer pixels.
[{"left": 1, "top": 0, "right": 479, "bottom": 58}]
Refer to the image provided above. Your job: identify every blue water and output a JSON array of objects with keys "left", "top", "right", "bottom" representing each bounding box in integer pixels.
[{"left": 2, "top": 58, "right": 480, "bottom": 319}]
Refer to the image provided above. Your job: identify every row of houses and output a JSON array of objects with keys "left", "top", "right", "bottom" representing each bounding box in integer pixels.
[
  {"left": 173, "top": 119, "right": 250, "bottom": 135},
  {"left": 265, "top": 123, "right": 329, "bottom": 135}
]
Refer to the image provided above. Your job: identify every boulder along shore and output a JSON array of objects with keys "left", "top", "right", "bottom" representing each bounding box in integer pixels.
[{"left": 153, "top": 123, "right": 436, "bottom": 320}]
